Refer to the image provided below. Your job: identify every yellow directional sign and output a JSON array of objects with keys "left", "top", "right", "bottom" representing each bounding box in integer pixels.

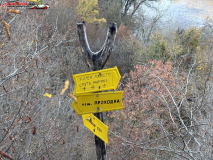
[
  {"left": 73, "top": 66, "right": 121, "bottom": 95},
  {"left": 72, "top": 91, "right": 123, "bottom": 115},
  {"left": 82, "top": 113, "right": 109, "bottom": 145}
]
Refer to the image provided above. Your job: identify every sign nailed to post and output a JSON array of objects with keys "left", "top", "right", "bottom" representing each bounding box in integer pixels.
[
  {"left": 72, "top": 91, "right": 123, "bottom": 115},
  {"left": 73, "top": 66, "right": 121, "bottom": 95},
  {"left": 82, "top": 113, "right": 109, "bottom": 145},
  {"left": 71, "top": 66, "right": 123, "bottom": 147}
]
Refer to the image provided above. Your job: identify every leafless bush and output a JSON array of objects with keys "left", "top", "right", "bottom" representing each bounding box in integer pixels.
[{"left": 0, "top": 1, "right": 95, "bottom": 159}]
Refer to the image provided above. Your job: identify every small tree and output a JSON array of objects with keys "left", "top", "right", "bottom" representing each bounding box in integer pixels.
[
  {"left": 77, "top": 0, "right": 106, "bottom": 24},
  {"left": 107, "top": 60, "right": 213, "bottom": 159}
]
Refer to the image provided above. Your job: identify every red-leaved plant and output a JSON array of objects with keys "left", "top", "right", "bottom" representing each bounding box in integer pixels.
[{"left": 107, "top": 60, "right": 186, "bottom": 159}]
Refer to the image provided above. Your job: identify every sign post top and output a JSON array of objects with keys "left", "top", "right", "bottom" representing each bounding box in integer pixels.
[{"left": 73, "top": 66, "right": 121, "bottom": 95}]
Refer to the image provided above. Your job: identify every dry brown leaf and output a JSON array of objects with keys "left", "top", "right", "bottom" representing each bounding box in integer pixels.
[
  {"left": 2, "top": 21, "right": 10, "bottom": 39},
  {"left": 32, "top": 126, "right": 36, "bottom": 135},
  {"left": 68, "top": 93, "right": 77, "bottom": 104},
  {"left": 8, "top": 9, "right": 21, "bottom": 14},
  {"left": 43, "top": 93, "right": 52, "bottom": 98},
  {"left": 0, "top": 150, "right": 13, "bottom": 160},
  {"left": 9, "top": 135, "right": 14, "bottom": 141},
  {"left": 26, "top": 117, "right": 31, "bottom": 123},
  {"left": 146, "top": 130, "right": 150, "bottom": 135},
  {"left": 60, "top": 80, "right": 69, "bottom": 95}
]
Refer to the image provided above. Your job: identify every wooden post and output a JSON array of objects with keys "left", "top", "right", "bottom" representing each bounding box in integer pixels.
[{"left": 77, "top": 22, "right": 117, "bottom": 160}]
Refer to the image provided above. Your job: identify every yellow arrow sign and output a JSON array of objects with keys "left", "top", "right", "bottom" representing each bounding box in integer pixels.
[
  {"left": 73, "top": 66, "right": 121, "bottom": 95},
  {"left": 82, "top": 113, "right": 109, "bottom": 145},
  {"left": 72, "top": 91, "right": 123, "bottom": 115}
]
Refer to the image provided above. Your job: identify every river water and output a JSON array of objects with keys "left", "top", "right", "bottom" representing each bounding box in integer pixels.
[{"left": 146, "top": 0, "right": 213, "bottom": 29}]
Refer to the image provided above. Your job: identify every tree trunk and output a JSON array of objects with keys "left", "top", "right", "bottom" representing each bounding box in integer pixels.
[{"left": 77, "top": 22, "right": 117, "bottom": 160}]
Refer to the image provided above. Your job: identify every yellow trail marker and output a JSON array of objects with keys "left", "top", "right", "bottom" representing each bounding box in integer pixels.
[
  {"left": 72, "top": 91, "right": 123, "bottom": 115},
  {"left": 82, "top": 114, "right": 109, "bottom": 145},
  {"left": 73, "top": 66, "right": 121, "bottom": 95}
]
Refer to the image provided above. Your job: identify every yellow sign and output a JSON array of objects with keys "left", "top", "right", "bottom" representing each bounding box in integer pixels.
[
  {"left": 72, "top": 91, "right": 123, "bottom": 115},
  {"left": 82, "top": 114, "right": 109, "bottom": 145},
  {"left": 73, "top": 66, "right": 121, "bottom": 95}
]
